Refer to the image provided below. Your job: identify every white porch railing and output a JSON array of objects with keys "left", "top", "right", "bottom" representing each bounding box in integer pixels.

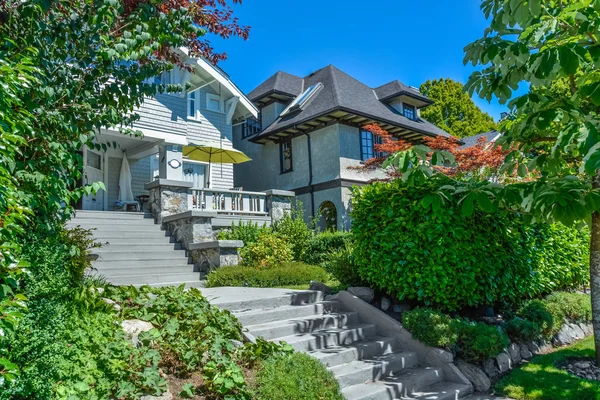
[{"left": 191, "top": 188, "right": 267, "bottom": 215}]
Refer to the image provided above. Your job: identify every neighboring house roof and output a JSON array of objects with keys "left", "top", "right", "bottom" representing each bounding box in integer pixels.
[
  {"left": 248, "top": 65, "right": 451, "bottom": 143},
  {"left": 248, "top": 71, "right": 303, "bottom": 102},
  {"left": 459, "top": 130, "right": 502, "bottom": 149}
]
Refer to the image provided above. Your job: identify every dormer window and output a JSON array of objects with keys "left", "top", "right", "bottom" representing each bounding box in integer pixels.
[
  {"left": 242, "top": 114, "right": 262, "bottom": 138},
  {"left": 403, "top": 103, "right": 416, "bottom": 120},
  {"left": 280, "top": 83, "right": 324, "bottom": 117}
]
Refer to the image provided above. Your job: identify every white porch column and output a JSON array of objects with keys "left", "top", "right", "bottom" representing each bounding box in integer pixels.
[{"left": 158, "top": 144, "right": 184, "bottom": 181}]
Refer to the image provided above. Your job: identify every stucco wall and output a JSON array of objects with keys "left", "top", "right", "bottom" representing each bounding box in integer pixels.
[
  {"left": 261, "top": 101, "right": 287, "bottom": 129},
  {"left": 338, "top": 124, "right": 388, "bottom": 183}
]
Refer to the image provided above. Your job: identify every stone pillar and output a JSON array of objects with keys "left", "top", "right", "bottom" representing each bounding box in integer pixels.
[
  {"left": 188, "top": 240, "right": 244, "bottom": 274},
  {"left": 265, "top": 189, "right": 296, "bottom": 222},
  {"left": 145, "top": 179, "right": 193, "bottom": 224},
  {"left": 158, "top": 144, "right": 184, "bottom": 181},
  {"left": 161, "top": 210, "right": 216, "bottom": 249}
]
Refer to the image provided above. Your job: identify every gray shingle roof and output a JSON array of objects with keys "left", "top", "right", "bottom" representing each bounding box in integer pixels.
[
  {"left": 374, "top": 80, "right": 433, "bottom": 104},
  {"left": 459, "top": 131, "right": 502, "bottom": 149},
  {"left": 252, "top": 65, "right": 451, "bottom": 141},
  {"left": 247, "top": 71, "right": 303, "bottom": 102}
]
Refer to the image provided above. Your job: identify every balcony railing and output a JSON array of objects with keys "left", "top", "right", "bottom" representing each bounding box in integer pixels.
[{"left": 191, "top": 188, "right": 267, "bottom": 215}]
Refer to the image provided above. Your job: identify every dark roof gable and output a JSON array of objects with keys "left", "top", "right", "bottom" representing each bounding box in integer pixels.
[
  {"left": 374, "top": 80, "right": 433, "bottom": 105},
  {"left": 249, "top": 65, "right": 451, "bottom": 142}
]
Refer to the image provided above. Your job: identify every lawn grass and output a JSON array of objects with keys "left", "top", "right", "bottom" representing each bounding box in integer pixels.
[{"left": 496, "top": 336, "right": 600, "bottom": 400}]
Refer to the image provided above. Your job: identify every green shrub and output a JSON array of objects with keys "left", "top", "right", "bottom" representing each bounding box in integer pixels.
[
  {"left": 240, "top": 231, "right": 293, "bottom": 268},
  {"left": 206, "top": 262, "right": 329, "bottom": 288},
  {"left": 272, "top": 204, "right": 312, "bottom": 260},
  {"left": 252, "top": 353, "right": 342, "bottom": 400},
  {"left": 403, "top": 308, "right": 509, "bottom": 362},
  {"left": 322, "top": 242, "right": 366, "bottom": 287},
  {"left": 218, "top": 220, "right": 270, "bottom": 245},
  {"left": 544, "top": 292, "right": 592, "bottom": 323},
  {"left": 458, "top": 321, "right": 509, "bottom": 363},
  {"left": 505, "top": 318, "right": 542, "bottom": 343},
  {"left": 402, "top": 308, "right": 459, "bottom": 349},
  {"left": 302, "top": 231, "right": 352, "bottom": 265},
  {"left": 517, "top": 300, "right": 559, "bottom": 338},
  {"left": 350, "top": 177, "right": 589, "bottom": 311}
]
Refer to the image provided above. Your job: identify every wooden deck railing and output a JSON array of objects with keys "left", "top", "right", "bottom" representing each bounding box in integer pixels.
[{"left": 190, "top": 188, "right": 267, "bottom": 215}]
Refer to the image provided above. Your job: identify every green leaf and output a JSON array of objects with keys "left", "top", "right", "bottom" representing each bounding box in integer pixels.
[
  {"left": 558, "top": 46, "right": 580, "bottom": 75},
  {"left": 529, "top": 0, "right": 542, "bottom": 16}
]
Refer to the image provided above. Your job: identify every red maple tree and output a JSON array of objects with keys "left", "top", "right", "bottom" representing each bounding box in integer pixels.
[{"left": 358, "top": 123, "right": 509, "bottom": 181}]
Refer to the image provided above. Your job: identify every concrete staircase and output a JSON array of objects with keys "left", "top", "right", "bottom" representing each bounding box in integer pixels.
[
  {"left": 207, "top": 288, "right": 472, "bottom": 400},
  {"left": 68, "top": 211, "right": 204, "bottom": 287}
]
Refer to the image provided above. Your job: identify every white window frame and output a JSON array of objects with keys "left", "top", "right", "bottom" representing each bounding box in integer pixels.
[
  {"left": 206, "top": 93, "right": 224, "bottom": 113},
  {"left": 187, "top": 90, "right": 201, "bottom": 120}
]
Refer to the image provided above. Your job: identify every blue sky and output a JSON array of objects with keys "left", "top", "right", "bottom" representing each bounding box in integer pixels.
[{"left": 210, "top": 0, "right": 510, "bottom": 121}]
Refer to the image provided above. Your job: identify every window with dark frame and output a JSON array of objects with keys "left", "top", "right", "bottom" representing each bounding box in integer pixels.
[
  {"left": 242, "top": 114, "right": 262, "bottom": 138},
  {"left": 280, "top": 139, "right": 293, "bottom": 173},
  {"left": 403, "top": 103, "right": 416, "bottom": 120},
  {"left": 360, "top": 129, "right": 385, "bottom": 162}
]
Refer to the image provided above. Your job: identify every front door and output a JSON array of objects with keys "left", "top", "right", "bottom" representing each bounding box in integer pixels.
[{"left": 82, "top": 149, "right": 105, "bottom": 211}]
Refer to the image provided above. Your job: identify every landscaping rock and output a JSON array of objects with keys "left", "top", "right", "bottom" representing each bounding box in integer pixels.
[
  {"left": 569, "top": 323, "right": 585, "bottom": 340},
  {"left": 347, "top": 287, "right": 374, "bottom": 303},
  {"left": 101, "top": 298, "right": 121, "bottom": 311},
  {"left": 121, "top": 319, "right": 154, "bottom": 346},
  {"left": 508, "top": 343, "right": 521, "bottom": 364},
  {"left": 393, "top": 303, "right": 411, "bottom": 313},
  {"left": 579, "top": 322, "right": 592, "bottom": 336},
  {"left": 141, "top": 391, "right": 173, "bottom": 400},
  {"left": 455, "top": 359, "right": 491, "bottom": 392},
  {"left": 309, "top": 281, "right": 332, "bottom": 295},
  {"left": 231, "top": 339, "right": 244, "bottom": 348},
  {"left": 482, "top": 358, "right": 500, "bottom": 379},
  {"left": 496, "top": 352, "right": 512, "bottom": 373},
  {"left": 554, "top": 324, "right": 577, "bottom": 346},
  {"left": 380, "top": 296, "right": 392, "bottom": 311},
  {"left": 520, "top": 344, "right": 533, "bottom": 359},
  {"left": 562, "top": 358, "right": 600, "bottom": 381}
]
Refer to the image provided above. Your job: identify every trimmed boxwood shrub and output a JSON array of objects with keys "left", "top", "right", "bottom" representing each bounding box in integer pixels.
[
  {"left": 302, "top": 231, "right": 352, "bottom": 266},
  {"left": 205, "top": 262, "right": 329, "bottom": 288},
  {"left": 403, "top": 308, "right": 508, "bottom": 363},
  {"left": 251, "top": 353, "right": 342, "bottom": 400},
  {"left": 351, "top": 177, "right": 589, "bottom": 311}
]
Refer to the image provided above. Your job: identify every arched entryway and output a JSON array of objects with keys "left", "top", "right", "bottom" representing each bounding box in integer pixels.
[{"left": 319, "top": 201, "right": 338, "bottom": 232}]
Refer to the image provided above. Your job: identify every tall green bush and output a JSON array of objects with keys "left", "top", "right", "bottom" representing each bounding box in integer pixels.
[
  {"left": 217, "top": 221, "right": 270, "bottom": 245},
  {"left": 272, "top": 204, "right": 312, "bottom": 261},
  {"left": 351, "top": 178, "right": 589, "bottom": 311},
  {"left": 239, "top": 231, "right": 293, "bottom": 268},
  {"left": 302, "top": 231, "right": 352, "bottom": 266}
]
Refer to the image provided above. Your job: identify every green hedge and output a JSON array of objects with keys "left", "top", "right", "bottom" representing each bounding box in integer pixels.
[
  {"left": 251, "top": 353, "right": 342, "bottom": 400},
  {"left": 403, "top": 308, "right": 508, "bottom": 363},
  {"left": 302, "top": 231, "right": 352, "bottom": 266},
  {"left": 351, "top": 177, "right": 589, "bottom": 311},
  {"left": 206, "top": 262, "right": 329, "bottom": 288}
]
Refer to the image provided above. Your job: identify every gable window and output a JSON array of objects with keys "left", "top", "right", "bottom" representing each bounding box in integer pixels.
[
  {"left": 403, "top": 103, "right": 416, "bottom": 120},
  {"left": 360, "top": 129, "right": 384, "bottom": 162},
  {"left": 206, "top": 93, "right": 223, "bottom": 113},
  {"left": 188, "top": 91, "right": 199, "bottom": 119},
  {"left": 280, "top": 139, "right": 293, "bottom": 173},
  {"left": 280, "top": 82, "right": 324, "bottom": 117},
  {"left": 242, "top": 114, "right": 262, "bottom": 138}
]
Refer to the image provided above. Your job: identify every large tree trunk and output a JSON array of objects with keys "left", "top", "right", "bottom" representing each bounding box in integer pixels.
[{"left": 592, "top": 173, "right": 600, "bottom": 365}]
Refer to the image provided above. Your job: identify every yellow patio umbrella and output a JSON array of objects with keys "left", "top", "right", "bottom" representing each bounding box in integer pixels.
[{"left": 183, "top": 141, "right": 251, "bottom": 188}]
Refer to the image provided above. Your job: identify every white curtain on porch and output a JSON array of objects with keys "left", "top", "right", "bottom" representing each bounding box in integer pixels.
[{"left": 119, "top": 154, "right": 134, "bottom": 202}]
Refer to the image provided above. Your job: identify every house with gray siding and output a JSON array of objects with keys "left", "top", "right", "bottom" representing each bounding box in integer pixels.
[
  {"left": 233, "top": 65, "right": 452, "bottom": 230},
  {"left": 80, "top": 49, "right": 259, "bottom": 214}
]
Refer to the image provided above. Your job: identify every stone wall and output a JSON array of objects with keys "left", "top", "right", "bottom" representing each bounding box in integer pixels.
[
  {"left": 162, "top": 211, "right": 214, "bottom": 249},
  {"left": 145, "top": 179, "right": 192, "bottom": 224}
]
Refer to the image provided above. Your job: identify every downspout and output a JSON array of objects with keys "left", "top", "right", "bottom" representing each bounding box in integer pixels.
[{"left": 303, "top": 131, "right": 315, "bottom": 220}]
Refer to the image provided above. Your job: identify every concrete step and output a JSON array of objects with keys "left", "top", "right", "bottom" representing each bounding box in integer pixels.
[
  {"left": 310, "top": 336, "right": 400, "bottom": 368},
  {"left": 90, "top": 231, "right": 171, "bottom": 240},
  {"left": 91, "top": 259, "right": 192, "bottom": 268},
  {"left": 403, "top": 382, "right": 473, "bottom": 400},
  {"left": 95, "top": 265, "right": 199, "bottom": 277},
  {"left": 247, "top": 312, "right": 358, "bottom": 340},
  {"left": 73, "top": 211, "right": 151, "bottom": 220},
  {"left": 94, "top": 243, "right": 182, "bottom": 253},
  {"left": 91, "top": 237, "right": 176, "bottom": 246},
  {"left": 341, "top": 367, "right": 448, "bottom": 400},
  {"left": 272, "top": 324, "right": 378, "bottom": 352},
  {"left": 107, "top": 272, "right": 201, "bottom": 285},
  {"left": 234, "top": 301, "right": 340, "bottom": 326},
  {"left": 330, "top": 352, "right": 418, "bottom": 389},
  {"left": 93, "top": 251, "right": 188, "bottom": 262},
  {"left": 217, "top": 290, "right": 324, "bottom": 312},
  {"left": 131, "top": 280, "right": 207, "bottom": 289},
  {"left": 68, "top": 220, "right": 157, "bottom": 229}
]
